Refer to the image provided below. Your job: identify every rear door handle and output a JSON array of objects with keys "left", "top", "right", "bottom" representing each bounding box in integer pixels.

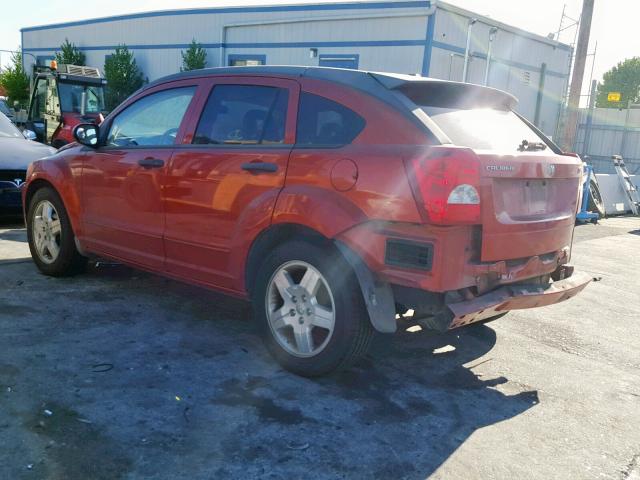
[
  {"left": 138, "top": 158, "right": 165, "bottom": 169},
  {"left": 241, "top": 162, "right": 278, "bottom": 173}
]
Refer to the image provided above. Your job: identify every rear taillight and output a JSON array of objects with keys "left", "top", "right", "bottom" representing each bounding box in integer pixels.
[{"left": 406, "top": 147, "right": 481, "bottom": 225}]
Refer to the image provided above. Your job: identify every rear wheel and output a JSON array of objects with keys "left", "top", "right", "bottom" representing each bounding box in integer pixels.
[
  {"left": 27, "top": 187, "right": 86, "bottom": 276},
  {"left": 252, "top": 240, "right": 373, "bottom": 377}
]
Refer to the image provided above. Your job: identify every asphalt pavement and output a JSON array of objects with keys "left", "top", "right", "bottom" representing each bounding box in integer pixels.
[{"left": 0, "top": 217, "right": 639, "bottom": 479}]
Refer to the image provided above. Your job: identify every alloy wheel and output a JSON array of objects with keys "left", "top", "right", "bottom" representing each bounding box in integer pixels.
[
  {"left": 32, "top": 200, "right": 62, "bottom": 264},
  {"left": 265, "top": 260, "right": 336, "bottom": 358}
]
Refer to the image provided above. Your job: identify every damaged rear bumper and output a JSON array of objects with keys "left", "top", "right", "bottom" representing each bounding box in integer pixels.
[{"left": 446, "top": 270, "right": 592, "bottom": 329}]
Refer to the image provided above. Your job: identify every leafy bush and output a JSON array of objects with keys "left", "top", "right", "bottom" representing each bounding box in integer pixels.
[
  {"left": 0, "top": 49, "right": 30, "bottom": 108},
  {"left": 104, "top": 45, "right": 146, "bottom": 111},
  {"left": 596, "top": 57, "right": 640, "bottom": 108},
  {"left": 181, "top": 40, "right": 207, "bottom": 71},
  {"left": 55, "top": 39, "right": 86, "bottom": 66}
]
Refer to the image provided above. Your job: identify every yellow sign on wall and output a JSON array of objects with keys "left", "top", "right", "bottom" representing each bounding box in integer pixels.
[{"left": 607, "top": 92, "right": 621, "bottom": 102}]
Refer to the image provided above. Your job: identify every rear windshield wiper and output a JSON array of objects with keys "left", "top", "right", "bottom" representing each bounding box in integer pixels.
[{"left": 518, "top": 139, "right": 547, "bottom": 152}]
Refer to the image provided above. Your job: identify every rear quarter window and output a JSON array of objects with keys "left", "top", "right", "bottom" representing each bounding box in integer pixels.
[{"left": 296, "top": 92, "right": 365, "bottom": 146}]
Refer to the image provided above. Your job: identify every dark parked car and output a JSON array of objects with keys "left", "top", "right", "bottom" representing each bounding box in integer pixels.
[
  {"left": 0, "top": 112, "right": 56, "bottom": 215},
  {"left": 23, "top": 67, "right": 590, "bottom": 376}
]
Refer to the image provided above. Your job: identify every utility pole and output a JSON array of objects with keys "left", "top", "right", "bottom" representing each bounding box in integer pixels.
[
  {"left": 582, "top": 79, "right": 597, "bottom": 157},
  {"left": 561, "top": 0, "right": 595, "bottom": 151}
]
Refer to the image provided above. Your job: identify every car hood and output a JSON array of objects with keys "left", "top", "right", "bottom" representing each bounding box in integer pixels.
[{"left": 0, "top": 138, "right": 57, "bottom": 170}]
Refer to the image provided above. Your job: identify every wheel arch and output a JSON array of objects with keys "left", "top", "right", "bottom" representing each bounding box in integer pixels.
[
  {"left": 244, "top": 223, "right": 330, "bottom": 295},
  {"left": 24, "top": 179, "right": 56, "bottom": 215},
  {"left": 244, "top": 222, "right": 397, "bottom": 334},
  {"left": 24, "top": 175, "right": 82, "bottom": 238}
]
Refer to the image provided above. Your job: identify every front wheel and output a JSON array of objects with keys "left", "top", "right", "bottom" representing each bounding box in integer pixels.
[
  {"left": 27, "top": 187, "right": 86, "bottom": 276},
  {"left": 252, "top": 240, "right": 373, "bottom": 377}
]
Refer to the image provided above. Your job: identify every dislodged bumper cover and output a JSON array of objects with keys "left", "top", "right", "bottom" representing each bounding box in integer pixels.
[{"left": 447, "top": 270, "right": 592, "bottom": 329}]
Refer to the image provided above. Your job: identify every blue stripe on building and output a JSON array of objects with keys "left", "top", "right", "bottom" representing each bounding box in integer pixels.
[{"left": 24, "top": 39, "right": 568, "bottom": 79}]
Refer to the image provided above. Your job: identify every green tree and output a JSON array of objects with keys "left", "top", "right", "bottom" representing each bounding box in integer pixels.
[
  {"left": 181, "top": 40, "right": 207, "bottom": 71},
  {"left": 0, "top": 49, "right": 30, "bottom": 108},
  {"left": 54, "top": 38, "right": 86, "bottom": 66},
  {"left": 103, "top": 45, "right": 146, "bottom": 111},
  {"left": 596, "top": 57, "right": 640, "bottom": 108}
]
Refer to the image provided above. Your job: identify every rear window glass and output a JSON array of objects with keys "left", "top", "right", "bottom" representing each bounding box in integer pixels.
[
  {"left": 296, "top": 92, "right": 365, "bottom": 146},
  {"left": 422, "top": 107, "right": 549, "bottom": 152}
]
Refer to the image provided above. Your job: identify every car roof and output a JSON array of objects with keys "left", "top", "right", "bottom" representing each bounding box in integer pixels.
[
  {"left": 146, "top": 65, "right": 516, "bottom": 109},
  {"left": 144, "top": 65, "right": 515, "bottom": 112}
]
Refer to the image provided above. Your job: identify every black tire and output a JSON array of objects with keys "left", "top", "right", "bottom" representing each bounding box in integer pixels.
[
  {"left": 27, "top": 187, "right": 87, "bottom": 276},
  {"left": 587, "top": 177, "right": 605, "bottom": 217},
  {"left": 252, "top": 240, "right": 373, "bottom": 377}
]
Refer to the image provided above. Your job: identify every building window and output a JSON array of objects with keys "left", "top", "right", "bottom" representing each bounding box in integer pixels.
[
  {"left": 36, "top": 55, "right": 55, "bottom": 66},
  {"left": 227, "top": 54, "right": 266, "bottom": 67},
  {"left": 318, "top": 54, "right": 360, "bottom": 70}
]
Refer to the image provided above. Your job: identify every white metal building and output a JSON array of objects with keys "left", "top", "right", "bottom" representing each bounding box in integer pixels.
[{"left": 21, "top": 0, "right": 572, "bottom": 135}]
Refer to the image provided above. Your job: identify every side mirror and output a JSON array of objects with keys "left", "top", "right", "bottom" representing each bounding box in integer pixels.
[
  {"left": 22, "top": 129, "right": 37, "bottom": 141},
  {"left": 73, "top": 123, "right": 99, "bottom": 147}
]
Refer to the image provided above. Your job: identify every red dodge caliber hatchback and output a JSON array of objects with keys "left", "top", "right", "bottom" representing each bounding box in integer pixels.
[{"left": 24, "top": 66, "right": 591, "bottom": 376}]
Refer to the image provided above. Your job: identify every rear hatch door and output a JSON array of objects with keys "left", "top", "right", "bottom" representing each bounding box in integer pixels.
[
  {"left": 394, "top": 80, "right": 582, "bottom": 261},
  {"left": 478, "top": 151, "right": 581, "bottom": 261}
]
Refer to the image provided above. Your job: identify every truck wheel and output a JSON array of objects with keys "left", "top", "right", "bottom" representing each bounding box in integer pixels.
[
  {"left": 252, "top": 240, "right": 373, "bottom": 377},
  {"left": 27, "top": 187, "right": 87, "bottom": 276}
]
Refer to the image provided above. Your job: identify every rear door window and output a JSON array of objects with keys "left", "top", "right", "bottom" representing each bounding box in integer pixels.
[
  {"left": 421, "top": 106, "right": 550, "bottom": 152},
  {"left": 193, "top": 85, "right": 288, "bottom": 145},
  {"left": 296, "top": 92, "right": 365, "bottom": 146}
]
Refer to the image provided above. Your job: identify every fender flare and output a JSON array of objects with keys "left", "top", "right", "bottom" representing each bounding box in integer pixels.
[
  {"left": 334, "top": 240, "right": 397, "bottom": 334},
  {"left": 25, "top": 166, "right": 83, "bottom": 237}
]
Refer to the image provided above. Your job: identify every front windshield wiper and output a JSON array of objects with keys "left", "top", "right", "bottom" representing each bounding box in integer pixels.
[{"left": 518, "top": 139, "right": 547, "bottom": 152}]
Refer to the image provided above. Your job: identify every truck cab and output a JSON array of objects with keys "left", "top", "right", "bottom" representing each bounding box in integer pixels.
[{"left": 26, "top": 62, "right": 106, "bottom": 148}]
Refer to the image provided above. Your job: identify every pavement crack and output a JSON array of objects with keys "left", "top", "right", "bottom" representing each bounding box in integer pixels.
[{"left": 622, "top": 453, "right": 640, "bottom": 479}]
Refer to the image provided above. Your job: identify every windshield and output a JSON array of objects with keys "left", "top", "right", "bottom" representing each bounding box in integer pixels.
[
  {"left": 0, "top": 100, "right": 12, "bottom": 117},
  {"left": 422, "top": 106, "right": 550, "bottom": 153},
  {"left": 58, "top": 82, "right": 105, "bottom": 114},
  {"left": 0, "top": 112, "right": 22, "bottom": 138}
]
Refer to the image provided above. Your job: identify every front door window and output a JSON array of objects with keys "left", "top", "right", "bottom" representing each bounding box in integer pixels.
[{"left": 107, "top": 87, "right": 196, "bottom": 147}]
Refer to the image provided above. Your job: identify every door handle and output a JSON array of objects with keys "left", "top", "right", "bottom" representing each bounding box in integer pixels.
[
  {"left": 241, "top": 162, "right": 278, "bottom": 173},
  {"left": 138, "top": 158, "right": 165, "bottom": 169}
]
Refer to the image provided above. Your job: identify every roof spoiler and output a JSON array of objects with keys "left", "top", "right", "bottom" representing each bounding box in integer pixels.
[{"left": 369, "top": 72, "right": 518, "bottom": 110}]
